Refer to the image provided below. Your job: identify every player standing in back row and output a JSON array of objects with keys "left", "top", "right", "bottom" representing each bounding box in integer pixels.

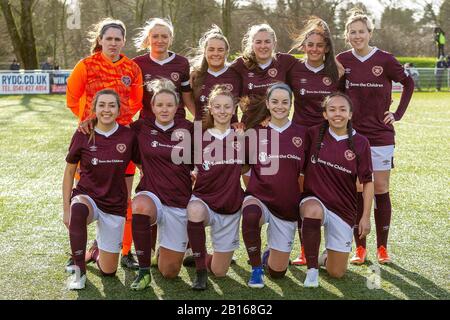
[{"left": 336, "top": 8, "right": 414, "bottom": 265}]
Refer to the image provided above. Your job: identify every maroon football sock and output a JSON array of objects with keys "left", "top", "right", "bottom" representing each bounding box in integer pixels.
[
  {"left": 353, "top": 192, "right": 367, "bottom": 248},
  {"left": 302, "top": 218, "right": 321, "bottom": 269},
  {"left": 151, "top": 224, "right": 158, "bottom": 252},
  {"left": 242, "top": 205, "right": 262, "bottom": 267},
  {"left": 69, "top": 203, "right": 89, "bottom": 274},
  {"left": 187, "top": 220, "right": 207, "bottom": 271},
  {"left": 298, "top": 215, "right": 303, "bottom": 247},
  {"left": 132, "top": 214, "right": 152, "bottom": 269},
  {"left": 375, "top": 193, "right": 392, "bottom": 249}
]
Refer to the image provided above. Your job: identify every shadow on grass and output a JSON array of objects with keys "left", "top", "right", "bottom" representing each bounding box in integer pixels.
[{"left": 381, "top": 263, "right": 449, "bottom": 300}]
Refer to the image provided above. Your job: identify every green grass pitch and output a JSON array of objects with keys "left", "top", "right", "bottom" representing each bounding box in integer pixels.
[{"left": 0, "top": 92, "right": 448, "bottom": 300}]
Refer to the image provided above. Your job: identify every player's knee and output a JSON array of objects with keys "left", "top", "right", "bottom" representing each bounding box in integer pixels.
[
  {"left": 267, "top": 266, "right": 287, "bottom": 279},
  {"left": 301, "top": 202, "right": 323, "bottom": 220},
  {"left": 187, "top": 202, "right": 207, "bottom": 222},
  {"left": 98, "top": 263, "right": 117, "bottom": 277},
  {"left": 211, "top": 267, "right": 228, "bottom": 278},
  {"left": 159, "top": 265, "right": 180, "bottom": 279},
  {"left": 132, "top": 198, "right": 147, "bottom": 215},
  {"left": 327, "top": 267, "right": 346, "bottom": 279}
]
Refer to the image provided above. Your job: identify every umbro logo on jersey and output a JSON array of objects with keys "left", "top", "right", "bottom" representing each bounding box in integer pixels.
[
  {"left": 345, "top": 68, "right": 351, "bottom": 74},
  {"left": 248, "top": 72, "right": 255, "bottom": 78},
  {"left": 171, "top": 72, "right": 180, "bottom": 82},
  {"left": 260, "top": 139, "right": 269, "bottom": 145},
  {"left": 89, "top": 145, "right": 97, "bottom": 152},
  {"left": 144, "top": 74, "right": 152, "bottom": 81},
  {"left": 151, "top": 130, "right": 158, "bottom": 135},
  {"left": 121, "top": 76, "right": 131, "bottom": 87},
  {"left": 268, "top": 68, "right": 278, "bottom": 78},
  {"left": 300, "top": 78, "right": 307, "bottom": 84}
]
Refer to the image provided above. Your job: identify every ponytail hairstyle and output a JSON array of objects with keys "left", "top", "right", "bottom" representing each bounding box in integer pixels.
[
  {"left": 134, "top": 17, "right": 174, "bottom": 51},
  {"left": 315, "top": 92, "right": 357, "bottom": 162},
  {"left": 345, "top": 7, "right": 374, "bottom": 42},
  {"left": 148, "top": 78, "right": 180, "bottom": 107},
  {"left": 203, "top": 84, "right": 236, "bottom": 130},
  {"left": 241, "top": 82, "right": 292, "bottom": 130},
  {"left": 241, "top": 24, "right": 277, "bottom": 70},
  {"left": 190, "top": 25, "right": 230, "bottom": 102},
  {"left": 88, "top": 18, "right": 126, "bottom": 54},
  {"left": 291, "top": 16, "right": 339, "bottom": 83},
  {"left": 88, "top": 89, "right": 121, "bottom": 144}
]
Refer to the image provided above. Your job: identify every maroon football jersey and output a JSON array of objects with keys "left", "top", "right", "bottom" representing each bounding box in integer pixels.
[
  {"left": 132, "top": 118, "right": 193, "bottom": 208},
  {"left": 230, "top": 53, "right": 297, "bottom": 97},
  {"left": 246, "top": 122, "right": 307, "bottom": 221},
  {"left": 66, "top": 125, "right": 139, "bottom": 217},
  {"left": 336, "top": 48, "right": 409, "bottom": 146},
  {"left": 302, "top": 125, "right": 373, "bottom": 227},
  {"left": 287, "top": 60, "right": 340, "bottom": 127},
  {"left": 193, "top": 66, "right": 242, "bottom": 122},
  {"left": 133, "top": 52, "right": 191, "bottom": 120},
  {"left": 193, "top": 129, "right": 244, "bottom": 214}
]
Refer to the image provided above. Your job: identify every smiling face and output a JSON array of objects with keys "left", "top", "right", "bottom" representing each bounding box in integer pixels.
[
  {"left": 266, "top": 88, "right": 291, "bottom": 121},
  {"left": 323, "top": 96, "right": 352, "bottom": 133},
  {"left": 346, "top": 20, "right": 372, "bottom": 54},
  {"left": 209, "top": 94, "right": 235, "bottom": 127},
  {"left": 99, "top": 27, "right": 125, "bottom": 60},
  {"left": 252, "top": 31, "right": 275, "bottom": 64},
  {"left": 94, "top": 94, "right": 120, "bottom": 126},
  {"left": 303, "top": 33, "right": 328, "bottom": 66},
  {"left": 148, "top": 25, "right": 172, "bottom": 56},
  {"left": 205, "top": 38, "right": 228, "bottom": 71},
  {"left": 151, "top": 92, "right": 178, "bottom": 126}
]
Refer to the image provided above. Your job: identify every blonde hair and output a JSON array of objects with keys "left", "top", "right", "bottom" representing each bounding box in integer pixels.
[
  {"left": 203, "top": 84, "right": 236, "bottom": 130},
  {"left": 134, "top": 18, "right": 174, "bottom": 51},
  {"left": 241, "top": 24, "right": 277, "bottom": 70},
  {"left": 345, "top": 7, "right": 374, "bottom": 39},
  {"left": 148, "top": 78, "right": 180, "bottom": 106},
  {"left": 190, "top": 25, "right": 230, "bottom": 101},
  {"left": 87, "top": 18, "right": 126, "bottom": 54},
  {"left": 291, "top": 16, "right": 339, "bottom": 82}
]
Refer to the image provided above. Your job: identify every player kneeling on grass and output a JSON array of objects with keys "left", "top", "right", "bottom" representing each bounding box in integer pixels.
[
  {"left": 129, "top": 79, "right": 194, "bottom": 291},
  {"left": 63, "top": 90, "right": 139, "bottom": 290},
  {"left": 187, "top": 85, "right": 244, "bottom": 291},
  {"left": 300, "top": 93, "right": 374, "bottom": 288},
  {"left": 241, "top": 83, "right": 307, "bottom": 288}
]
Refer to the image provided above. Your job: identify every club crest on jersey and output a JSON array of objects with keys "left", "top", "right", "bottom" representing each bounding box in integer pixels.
[
  {"left": 224, "top": 84, "right": 234, "bottom": 92},
  {"left": 151, "top": 141, "right": 158, "bottom": 148},
  {"left": 116, "top": 144, "right": 126, "bottom": 153},
  {"left": 292, "top": 137, "right": 303, "bottom": 148},
  {"left": 372, "top": 66, "right": 383, "bottom": 77},
  {"left": 344, "top": 149, "right": 356, "bottom": 161},
  {"left": 259, "top": 152, "right": 268, "bottom": 163},
  {"left": 268, "top": 68, "right": 278, "bottom": 78},
  {"left": 91, "top": 158, "right": 99, "bottom": 166},
  {"left": 121, "top": 76, "right": 131, "bottom": 87},
  {"left": 174, "top": 130, "right": 185, "bottom": 141},
  {"left": 171, "top": 72, "right": 180, "bottom": 82},
  {"left": 231, "top": 141, "right": 241, "bottom": 151},
  {"left": 322, "top": 77, "right": 332, "bottom": 86}
]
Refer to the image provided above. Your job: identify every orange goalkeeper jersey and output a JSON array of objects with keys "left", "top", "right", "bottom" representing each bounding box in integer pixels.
[{"left": 66, "top": 52, "right": 143, "bottom": 125}]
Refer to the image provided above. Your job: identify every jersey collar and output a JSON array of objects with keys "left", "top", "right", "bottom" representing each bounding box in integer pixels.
[
  {"left": 207, "top": 66, "right": 229, "bottom": 77},
  {"left": 155, "top": 120, "right": 175, "bottom": 132},
  {"left": 207, "top": 128, "right": 232, "bottom": 140},
  {"left": 305, "top": 61, "right": 324, "bottom": 73},
  {"left": 94, "top": 122, "right": 119, "bottom": 137},
  {"left": 269, "top": 120, "right": 291, "bottom": 133},
  {"left": 328, "top": 127, "right": 356, "bottom": 141},
  {"left": 149, "top": 51, "right": 176, "bottom": 66},
  {"left": 351, "top": 47, "right": 378, "bottom": 63},
  {"left": 259, "top": 59, "right": 273, "bottom": 70}
]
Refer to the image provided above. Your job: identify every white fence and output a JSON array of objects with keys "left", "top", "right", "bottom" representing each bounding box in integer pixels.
[{"left": 0, "top": 68, "right": 449, "bottom": 95}]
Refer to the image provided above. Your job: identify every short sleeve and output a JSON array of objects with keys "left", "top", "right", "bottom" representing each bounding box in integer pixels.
[{"left": 65, "top": 131, "right": 84, "bottom": 164}]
